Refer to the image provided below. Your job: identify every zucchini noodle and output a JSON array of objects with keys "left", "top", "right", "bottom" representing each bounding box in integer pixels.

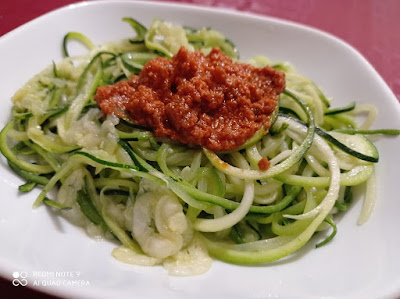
[{"left": 1, "top": 18, "right": 399, "bottom": 275}]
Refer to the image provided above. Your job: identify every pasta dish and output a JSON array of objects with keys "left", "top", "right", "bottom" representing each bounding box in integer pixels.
[{"left": 1, "top": 18, "right": 398, "bottom": 276}]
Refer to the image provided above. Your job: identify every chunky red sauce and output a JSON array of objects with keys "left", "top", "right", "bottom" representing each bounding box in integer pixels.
[
  {"left": 258, "top": 157, "right": 271, "bottom": 171},
  {"left": 95, "top": 47, "right": 285, "bottom": 151}
]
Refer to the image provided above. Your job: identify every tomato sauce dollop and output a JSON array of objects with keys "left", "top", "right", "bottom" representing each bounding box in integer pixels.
[{"left": 95, "top": 47, "right": 285, "bottom": 151}]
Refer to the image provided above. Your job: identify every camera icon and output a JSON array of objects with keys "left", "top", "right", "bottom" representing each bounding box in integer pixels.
[{"left": 12, "top": 271, "right": 28, "bottom": 287}]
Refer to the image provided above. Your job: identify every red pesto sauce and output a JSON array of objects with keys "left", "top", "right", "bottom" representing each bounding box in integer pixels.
[{"left": 95, "top": 47, "right": 285, "bottom": 152}]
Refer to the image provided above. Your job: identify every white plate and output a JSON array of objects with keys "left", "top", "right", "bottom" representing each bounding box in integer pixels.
[{"left": 1, "top": 1, "right": 399, "bottom": 298}]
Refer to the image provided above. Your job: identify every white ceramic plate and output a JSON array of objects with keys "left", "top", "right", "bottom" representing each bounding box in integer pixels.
[{"left": 1, "top": 1, "right": 399, "bottom": 298}]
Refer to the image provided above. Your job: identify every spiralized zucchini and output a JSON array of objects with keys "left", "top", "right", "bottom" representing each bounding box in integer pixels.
[{"left": 1, "top": 18, "right": 398, "bottom": 275}]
